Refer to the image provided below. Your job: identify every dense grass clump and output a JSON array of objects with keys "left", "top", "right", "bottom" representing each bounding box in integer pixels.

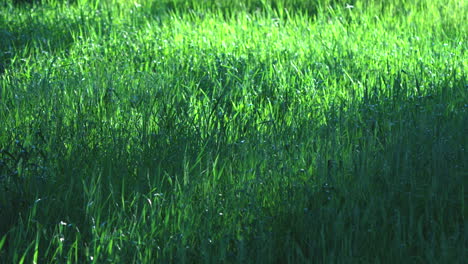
[{"left": 1, "top": 0, "right": 467, "bottom": 262}]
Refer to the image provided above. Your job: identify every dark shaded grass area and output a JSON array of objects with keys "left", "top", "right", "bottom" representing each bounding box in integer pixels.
[{"left": 1, "top": 59, "right": 466, "bottom": 261}]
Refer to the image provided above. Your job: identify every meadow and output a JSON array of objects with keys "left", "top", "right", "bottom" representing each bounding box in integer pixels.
[{"left": 0, "top": 0, "right": 467, "bottom": 262}]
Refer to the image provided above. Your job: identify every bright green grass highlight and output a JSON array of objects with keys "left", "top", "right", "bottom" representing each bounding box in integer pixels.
[{"left": 1, "top": 0, "right": 467, "bottom": 262}]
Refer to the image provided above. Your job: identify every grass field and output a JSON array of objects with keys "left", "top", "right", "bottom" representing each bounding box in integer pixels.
[{"left": 0, "top": 0, "right": 467, "bottom": 262}]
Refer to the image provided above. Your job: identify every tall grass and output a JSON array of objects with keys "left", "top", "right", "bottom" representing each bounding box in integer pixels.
[{"left": 1, "top": 0, "right": 467, "bottom": 262}]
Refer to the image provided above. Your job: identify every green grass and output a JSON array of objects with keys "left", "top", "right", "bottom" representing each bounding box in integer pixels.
[{"left": 0, "top": 0, "right": 467, "bottom": 262}]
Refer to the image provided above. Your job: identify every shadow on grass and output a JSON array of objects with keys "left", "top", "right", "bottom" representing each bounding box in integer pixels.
[
  {"left": 0, "top": 1, "right": 81, "bottom": 75},
  {"left": 150, "top": 0, "right": 356, "bottom": 19}
]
